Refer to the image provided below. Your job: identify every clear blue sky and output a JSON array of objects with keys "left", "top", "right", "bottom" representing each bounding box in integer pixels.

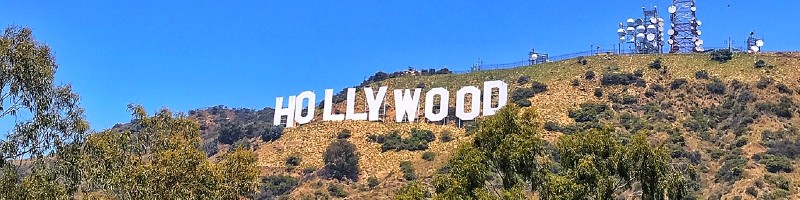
[{"left": 1, "top": 0, "right": 798, "bottom": 130}]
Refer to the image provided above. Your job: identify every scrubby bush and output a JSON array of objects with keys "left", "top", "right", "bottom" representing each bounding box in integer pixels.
[
  {"left": 755, "top": 59, "right": 767, "bottom": 68},
  {"left": 367, "top": 177, "right": 379, "bottom": 189},
  {"left": 531, "top": 81, "right": 548, "bottom": 94},
  {"left": 327, "top": 184, "right": 348, "bottom": 198},
  {"left": 585, "top": 70, "right": 596, "bottom": 80},
  {"left": 517, "top": 76, "right": 529, "bottom": 84},
  {"left": 372, "top": 129, "right": 436, "bottom": 152},
  {"left": 594, "top": 88, "right": 603, "bottom": 97},
  {"left": 571, "top": 79, "right": 580, "bottom": 86},
  {"left": 710, "top": 49, "right": 733, "bottom": 63},
  {"left": 440, "top": 131, "right": 453, "bottom": 143},
  {"left": 670, "top": 79, "right": 687, "bottom": 90},
  {"left": 715, "top": 156, "right": 747, "bottom": 183},
  {"left": 511, "top": 81, "right": 548, "bottom": 107},
  {"left": 422, "top": 152, "right": 437, "bottom": 161},
  {"left": 759, "top": 154, "right": 793, "bottom": 173},
  {"left": 576, "top": 57, "right": 588, "bottom": 65},
  {"left": 601, "top": 72, "right": 642, "bottom": 86},
  {"left": 286, "top": 155, "right": 302, "bottom": 167},
  {"left": 776, "top": 83, "right": 792, "bottom": 94},
  {"left": 203, "top": 140, "right": 219, "bottom": 157},
  {"left": 400, "top": 161, "right": 417, "bottom": 181},
  {"left": 261, "top": 126, "right": 285, "bottom": 142},
  {"left": 302, "top": 166, "right": 317, "bottom": 174},
  {"left": 695, "top": 70, "right": 710, "bottom": 79},
  {"left": 765, "top": 174, "right": 791, "bottom": 191},
  {"left": 416, "top": 82, "right": 426, "bottom": 89},
  {"left": 757, "top": 77, "right": 772, "bottom": 89},
  {"left": 337, "top": 129, "right": 352, "bottom": 139},
  {"left": 707, "top": 79, "right": 726, "bottom": 94},
  {"left": 648, "top": 57, "right": 663, "bottom": 69},
  {"left": 258, "top": 175, "right": 299, "bottom": 198},
  {"left": 544, "top": 121, "right": 561, "bottom": 131},
  {"left": 322, "top": 139, "right": 360, "bottom": 181},
  {"left": 568, "top": 103, "right": 608, "bottom": 122}
]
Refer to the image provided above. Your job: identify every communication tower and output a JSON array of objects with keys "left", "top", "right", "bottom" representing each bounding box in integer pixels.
[
  {"left": 617, "top": 6, "right": 665, "bottom": 54},
  {"left": 668, "top": 0, "right": 703, "bottom": 53},
  {"left": 746, "top": 32, "right": 765, "bottom": 53}
]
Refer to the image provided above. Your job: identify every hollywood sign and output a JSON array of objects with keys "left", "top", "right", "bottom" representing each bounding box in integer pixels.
[{"left": 274, "top": 80, "right": 508, "bottom": 127}]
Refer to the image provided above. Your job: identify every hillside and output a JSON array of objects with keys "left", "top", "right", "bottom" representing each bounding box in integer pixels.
[{"left": 199, "top": 52, "right": 800, "bottom": 199}]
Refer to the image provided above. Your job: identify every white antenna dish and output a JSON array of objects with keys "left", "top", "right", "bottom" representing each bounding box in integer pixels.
[
  {"left": 650, "top": 17, "right": 658, "bottom": 24},
  {"left": 658, "top": 26, "right": 664, "bottom": 32},
  {"left": 620, "top": 37, "right": 627, "bottom": 43},
  {"left": 618, "top": 28, "right": 626, "bottom": 36},
  {"left": 530, "top": 53, "right": 538, "bottom": 60},
  {"left": 668, "top": 29, "right": 675, "bottom": 35},
  {"left": 695, "top": 39, "right": 704, "bottom": 46},
  {"left": 647, "top": 34, "right": 656, "bottom": 41},
  {"left": 691, "top": 6, "right": 697, "bottom": 12},
  {"left": 751, "top": 46, "right": 760, "bottom": 52},
  {"left": 627, "top": 18, "right": 635, "bottom": 26},
  {"left": 635, "top": 18, "right": 644, "bottom": 25},
  {"left": 636, "top": 25, "right": 646, "bottom": 33},
  {"left": 695, "top": 30, "right": 702, "bottom": 36},
  {"left": 668, "top": 6, "right": 677, "bottom": 13},
  {"left": 668, "top": 39, "right": 674, "bottom": 45},
  {"left": 626, "top": 26, "right": 636, "bottom": 33},
  {"left": 647, "top": 24, "right": 657, "bottom": 32},
  {"left": 756, "top": 39, "right": 764, "bottom": 47},
  {"left": 748, "top": 50, "right": 754, "bottom": 53},
  {"left": 636, "top": 33, "right": 646, "bottom": 41},
  {"left": 695, "top": 46, "right": 704, "bottom": 52},
  {"left": 658, "top": 21, "right": 665, "bottom": 27},
  {"left": 695, "top": 20, "right": 702, "bottom": 26}
]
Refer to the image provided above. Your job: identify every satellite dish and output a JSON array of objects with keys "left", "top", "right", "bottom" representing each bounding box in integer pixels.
[
  {"left": 695, "top": 30, "right": 702, "bottom": 36},
  {"left": 647, "top": 34, "right": 656, "bottom": 41},
  {"left": 647, "top": 24, "right": 657, "bottom": 32},
  {"left": 650, "top": 17, "right": 658, "bottom": 24},
  {"left": 620, "top": 36, "right": 627, "bottom": 43},
  {"left": 635, "top": 18, "right": 644, "bottom": 25},
  {"left": 695, "top": 20, "right": 702, "bottom": 26},
  {"left": 627, "top": 18, "right": 635, "bottom": 26},
  {"left": 668, "top": 29, "right": 675, "bottom": 35},
  {"left": 751, "top": 46, "right": 760, "bottom": 52},
  {"left": 668, "top": 6, "right": 677, "bottom": 13},
  {"left": 636, "top": 33, "right": 646, "bottom": 41},
  {"left": 691, "top": 6, "right": 697, "bottom": 12},
  {"left": 636, "top": 25, "right": 646, "bottom": 33},
  {"left": 618, "top": 29, "right": 626, "bottom": 36},
  {"left": 658, "top": 26, "right": 664, "bottom": 32},
  {"left": 668, "top": 39, "right": 674, "bottom": 45},
  {"left": 695, "top": 46, "right": 704, "bottom": 52},
  {"left": 756, "top": 39, "right": 764, "bottom": 47},
  {"left": 530, "top": 53, "right": 539, "bottom": 60},
  {"left": 658, "top": 21, "right": 665, "bottom": 27},
  {"left": 626, "top": 26, "right": 636, "bottom": 33},
  {"left": 748, "top": 50, "right": 754, "bottom": 53},
  {"left": 695, "top": 39, "right": 704, "bottom": 46}
]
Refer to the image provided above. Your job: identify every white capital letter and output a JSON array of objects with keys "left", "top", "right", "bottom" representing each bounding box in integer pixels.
[
  {"left": 394, "top": 88, "right": 422, "bottom": 122},
  {"left": 425, "top": 87, "right": 449, "bottom": 122},
  {"left": 323, "top": 89, "right": 344, "bottom": 121},
  {"left": 365, "top": 86, "right": 388, "bottom": 121},
  {"left": 346, "top": 88, "right": 368, "bottom": 121},
  {"left": 294, "top": 91, "right": 316, "bottom": 125},
  {"left": 482, "top": 80, "right": 508, "bottom": 116},
  {"left": 456, "top": 86, "right": 481, "bottom": 120},
  {"left": 274, "top": 96, "right": 296, "bottom": 127}
]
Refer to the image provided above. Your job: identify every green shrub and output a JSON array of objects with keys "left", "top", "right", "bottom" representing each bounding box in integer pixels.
[
  {"left": 670, "top": 78, "right": 687, "bottom": 89},
  {"left": 327, "top": 184, "right": 348, "bottom": 198},
  {"left": 585, "top": 70, "right": 596, "bottom": 80},
  {"left": 757, "top": 76, "right": 772, "bottom": 89},
  {"left": 544, "top": 121, "right": 561, "bottom": 131},
  {"left": 302, "top": 166, "right": 317, "bottom": 175},
  {"left": 706, "top": 79, "right": 726, "bottom": 94},
  {"left": 516, "top": 76, "right": 529, "bottom": 84},
  {"left": 776, "top": 83, "right": 792, "bottom": 94},
  {"left": 394, "top": 181, "right": 430, "bottom": 200},
  {"left": 755, "top": 59, "right": 767, "bottom": 68},
  {"left": 715, "top": 156, "right": 747, "bottom": 183},
  {"left": 440, "top": 131, "right": 453, "bottom": 143},
  {"left": 373, "top": 129, "right": 437, "bottom": 152},
  {"left": 568, "top": 103, "right": 608, "bottom": 122},
  {"left": 367, "top": 177, "right": 380, "bottom": 189},
  {"left": 601, "top": 72, "right": 642, "bottom": 86},
  {"left": 337, "top": 129, "right": 352, "bottom": 139},
  {"left": 286, "top": 155, "right": 302, "bottom": 167},
  {"left": 400, "top": 161, "right": 417, "bottom": 181},
  {"left": 710, "top": 49, "right": 733, "bottom": 63},
  {"left": 571, "top": 79, "right": 580, "bottom": 86},
  {"left": 422, "top": 151, "right": 437, "bottom": 161},
  {"left": 648, "top": 57, "right": 662, "bottom": 69},
  {"left": 695, "top": 70, "right": 710, "bottom": 79},
  {"left": 593, "top": 88, "right": 603, "bottom": 97},
  {"left": 258, "top": 175, "right": 299, "bottom": 198},
  {"left": 759, "top": 154, "right": 793, "bottom": 173},
  {"left": 765, "top": 174, "right": 790, "bottom": 190},
  {"left": 322, "top": 139, "right": 360, "bottom": 181}
]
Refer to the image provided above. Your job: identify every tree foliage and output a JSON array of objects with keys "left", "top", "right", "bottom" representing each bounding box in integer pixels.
[{"left": 78, "top": 105, "right": 258, "bottom": 199}]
